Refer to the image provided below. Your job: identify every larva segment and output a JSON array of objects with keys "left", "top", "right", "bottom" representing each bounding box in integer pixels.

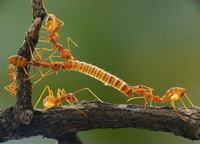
[{"left": 8, "top": 55, "right": 28, "bottom": 68}]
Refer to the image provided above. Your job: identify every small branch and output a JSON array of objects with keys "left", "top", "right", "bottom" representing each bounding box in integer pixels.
[
  {"left": 0, "top": 101, "right": 200, "bottom": 142},
  {"left": 16, "top": 0, "right": 46, "bottom": 109},
  {"left": 14, "top": 0, "right": 46, "bottom": 126}
]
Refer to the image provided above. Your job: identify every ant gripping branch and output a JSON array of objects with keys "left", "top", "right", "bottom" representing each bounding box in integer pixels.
[
  {"left": 34, "top": 85, "right": 102, "bottom": 117},
  {"left": 39, "top": 2, "right": 78, "bottom": 60},
  {"left": 161, "top": 87, "right": 200, "bottom": 112},
  {"left": 127, "top": 86, "right": 200, "bottom": 114},
  {"left": 4, "top": 55, "right": 29, "bottom": 96}
]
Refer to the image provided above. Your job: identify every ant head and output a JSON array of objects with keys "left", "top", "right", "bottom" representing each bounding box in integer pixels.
[
  {"left": 65, "top": 93, "right": 79, "bottom": 104},
  {"left": 51, "top": 62, "right": 61, "bottom": 71},
  {"left": 60, "top": 50, "right": 71, "bottom": 59},
  {"left": 60, "top": 62, "right": 66, "bottom": 70}
]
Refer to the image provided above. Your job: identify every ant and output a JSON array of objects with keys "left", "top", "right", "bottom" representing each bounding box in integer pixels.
[
  {"left": 34, "top": 85, "right": 103, "bottom": 116},
  {"left": 39, "top": 2, "right": 78, "bottom": 60},
  {"left": 127, "top": 86, "right": 200, "bottom": 114},
  {"left": 4, "top": 55, "right": 29, "bottom": 96}
]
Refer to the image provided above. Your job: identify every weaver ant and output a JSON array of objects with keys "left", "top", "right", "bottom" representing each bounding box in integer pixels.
[
  {"left": 39, "top": 1, "right": 78, "bottom": 60},
  {"left": 128, "top": 86, "right": 200, "bottom": 114},
  {"left": 4, "top": 55, "right": 29, "bottom": 96}
]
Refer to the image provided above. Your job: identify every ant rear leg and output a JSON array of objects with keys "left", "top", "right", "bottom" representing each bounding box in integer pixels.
[
  {"left": 127, "top": 96, "right": 149, "bottom": 107},
  {"left": 127, "top": 96, "right": 145, "bottom": 102},
  {"left": 170, "top": 101, "right": 182, "bottom": 116}
]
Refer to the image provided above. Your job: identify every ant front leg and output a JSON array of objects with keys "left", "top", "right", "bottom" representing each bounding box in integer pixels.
[
  {"left": 170, "top": 100, "right": 181, "bottom": 116},
  {"left": 34, "top": 85, "right": 51, "bottom": 109},
  {"left": 67, "top": 36, "right": 78, "bottom": 51},
  {"left": 127, "top": 96, "right": 149, "bottom": 108},
  {"left": 184, "top": 94, "right": 200, "bottom": 109},
  {"left": 33, "top": 69, "right": 54, "bottom": 85},
  {"left": 73, "top": 87, "right": 103, "bottom": 103}
]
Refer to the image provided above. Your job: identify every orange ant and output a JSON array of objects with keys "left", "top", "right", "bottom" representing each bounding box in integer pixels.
[
  {"left": 160, "top": 87, "right": 200, "bottom": 111},
  {"left": 127, "top": 86, "right": 200, "bottom": 113},
  {"left": 4, "top": 55, "right": 29, "bottom": 96},
  {"left": 127, "top": 85, "right": 161, "bottom": 107},
  {"left": 39, "top": 1, "right": 78, "bottom": 60},
  {"left": 30, "top": 59, "right": 63, "bottom": 84},
  {"left": 34, "top": 85, "right": 102, "bottom": 116}
]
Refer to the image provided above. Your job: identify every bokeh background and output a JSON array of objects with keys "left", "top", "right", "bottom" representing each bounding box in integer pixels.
[{"left": 0, "top": 0, "right": 200, "bottom": 143}]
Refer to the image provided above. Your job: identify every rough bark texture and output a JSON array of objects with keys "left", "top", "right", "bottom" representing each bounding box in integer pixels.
[{"left": 0, "top": 0, "right": 200, "bottom": 143}]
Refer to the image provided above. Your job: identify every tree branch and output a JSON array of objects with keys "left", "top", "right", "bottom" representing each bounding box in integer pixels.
[{"left": 0, "top": 0, "right": 199, "bottom": 143}]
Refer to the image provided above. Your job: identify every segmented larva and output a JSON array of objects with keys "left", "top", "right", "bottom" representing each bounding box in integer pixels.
[{"left": 63, "top": 60, "right": 132, "bottom": 97}]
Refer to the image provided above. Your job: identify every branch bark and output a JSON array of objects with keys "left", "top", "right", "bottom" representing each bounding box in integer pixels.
[{"left": 0, "top": 0, "right": 200, "bottom": 143}]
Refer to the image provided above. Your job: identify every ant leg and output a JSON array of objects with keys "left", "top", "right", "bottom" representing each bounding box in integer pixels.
[
  {"left": 43, "top": 49, "right": 58, "bottom": 62},
  {"left": 149, "top": 100, "right": 153, "bottom": 107},
  {"left": 55, "top": 17, "right": 64, "bottom": 28},
  {"left": 74, "top": 87, "right": 103, "bottom": 103},
  {"left": 23, "top": 68, "right": 28, "bottom": 75},
  {"left": 72, "top": 107, "right": 87, "bottom": 117},
  {"left": 33, "top": 69, "right": 53, "bottom": 85},
  {"left": 184, "top": 94, "right": 200, "bottom": 109},
  {"left": 56, "top": 88, "right": 67, "bottom": 106},
  {"left": 170, "top": 101, "right": 180, "bottom": 115},
  {"left": 127, "top": 96, "right": 145, "bottom": 102},
  {"left": 34, "top": 85, "right": 51, "bottom": 109},
  {"left": 4, "top": 85, "right": 10, "bottom": 91},
  {"left": 179, "top": 98, "right": 188, "bottom": 110},
  {"left": 40, "top": 30, "right": 47, "bottom": 33},
  {"left": 4, "top": 83, "right": 16, "bottom": 96},
  {"left": 67, "top": 36, "right": 78, "bottom": 50},
  {"left": 33, "top": 69, "right": 46, "bottom": 85},
  {"left": 144, "top": 98, "right": 148, "bottom": 108},
  {"left": 41, "top": 25, "right": 47, "bottom": 30},
  {"left": 39, "top": 39, "right": 50, "bottom": 43},
  {"left": 136, "top": 85, "right": 154, "bottom": 91},
  {"left": 4, "top": 84, "right": 16, "bottom": 96},
  {"left": 127, "top": 96, "right": 149, "bottom": 107}
]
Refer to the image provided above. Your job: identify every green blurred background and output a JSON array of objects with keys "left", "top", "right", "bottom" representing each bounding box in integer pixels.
[{"left": 0, "top": 0, "right": 200, "bottom": 143}]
